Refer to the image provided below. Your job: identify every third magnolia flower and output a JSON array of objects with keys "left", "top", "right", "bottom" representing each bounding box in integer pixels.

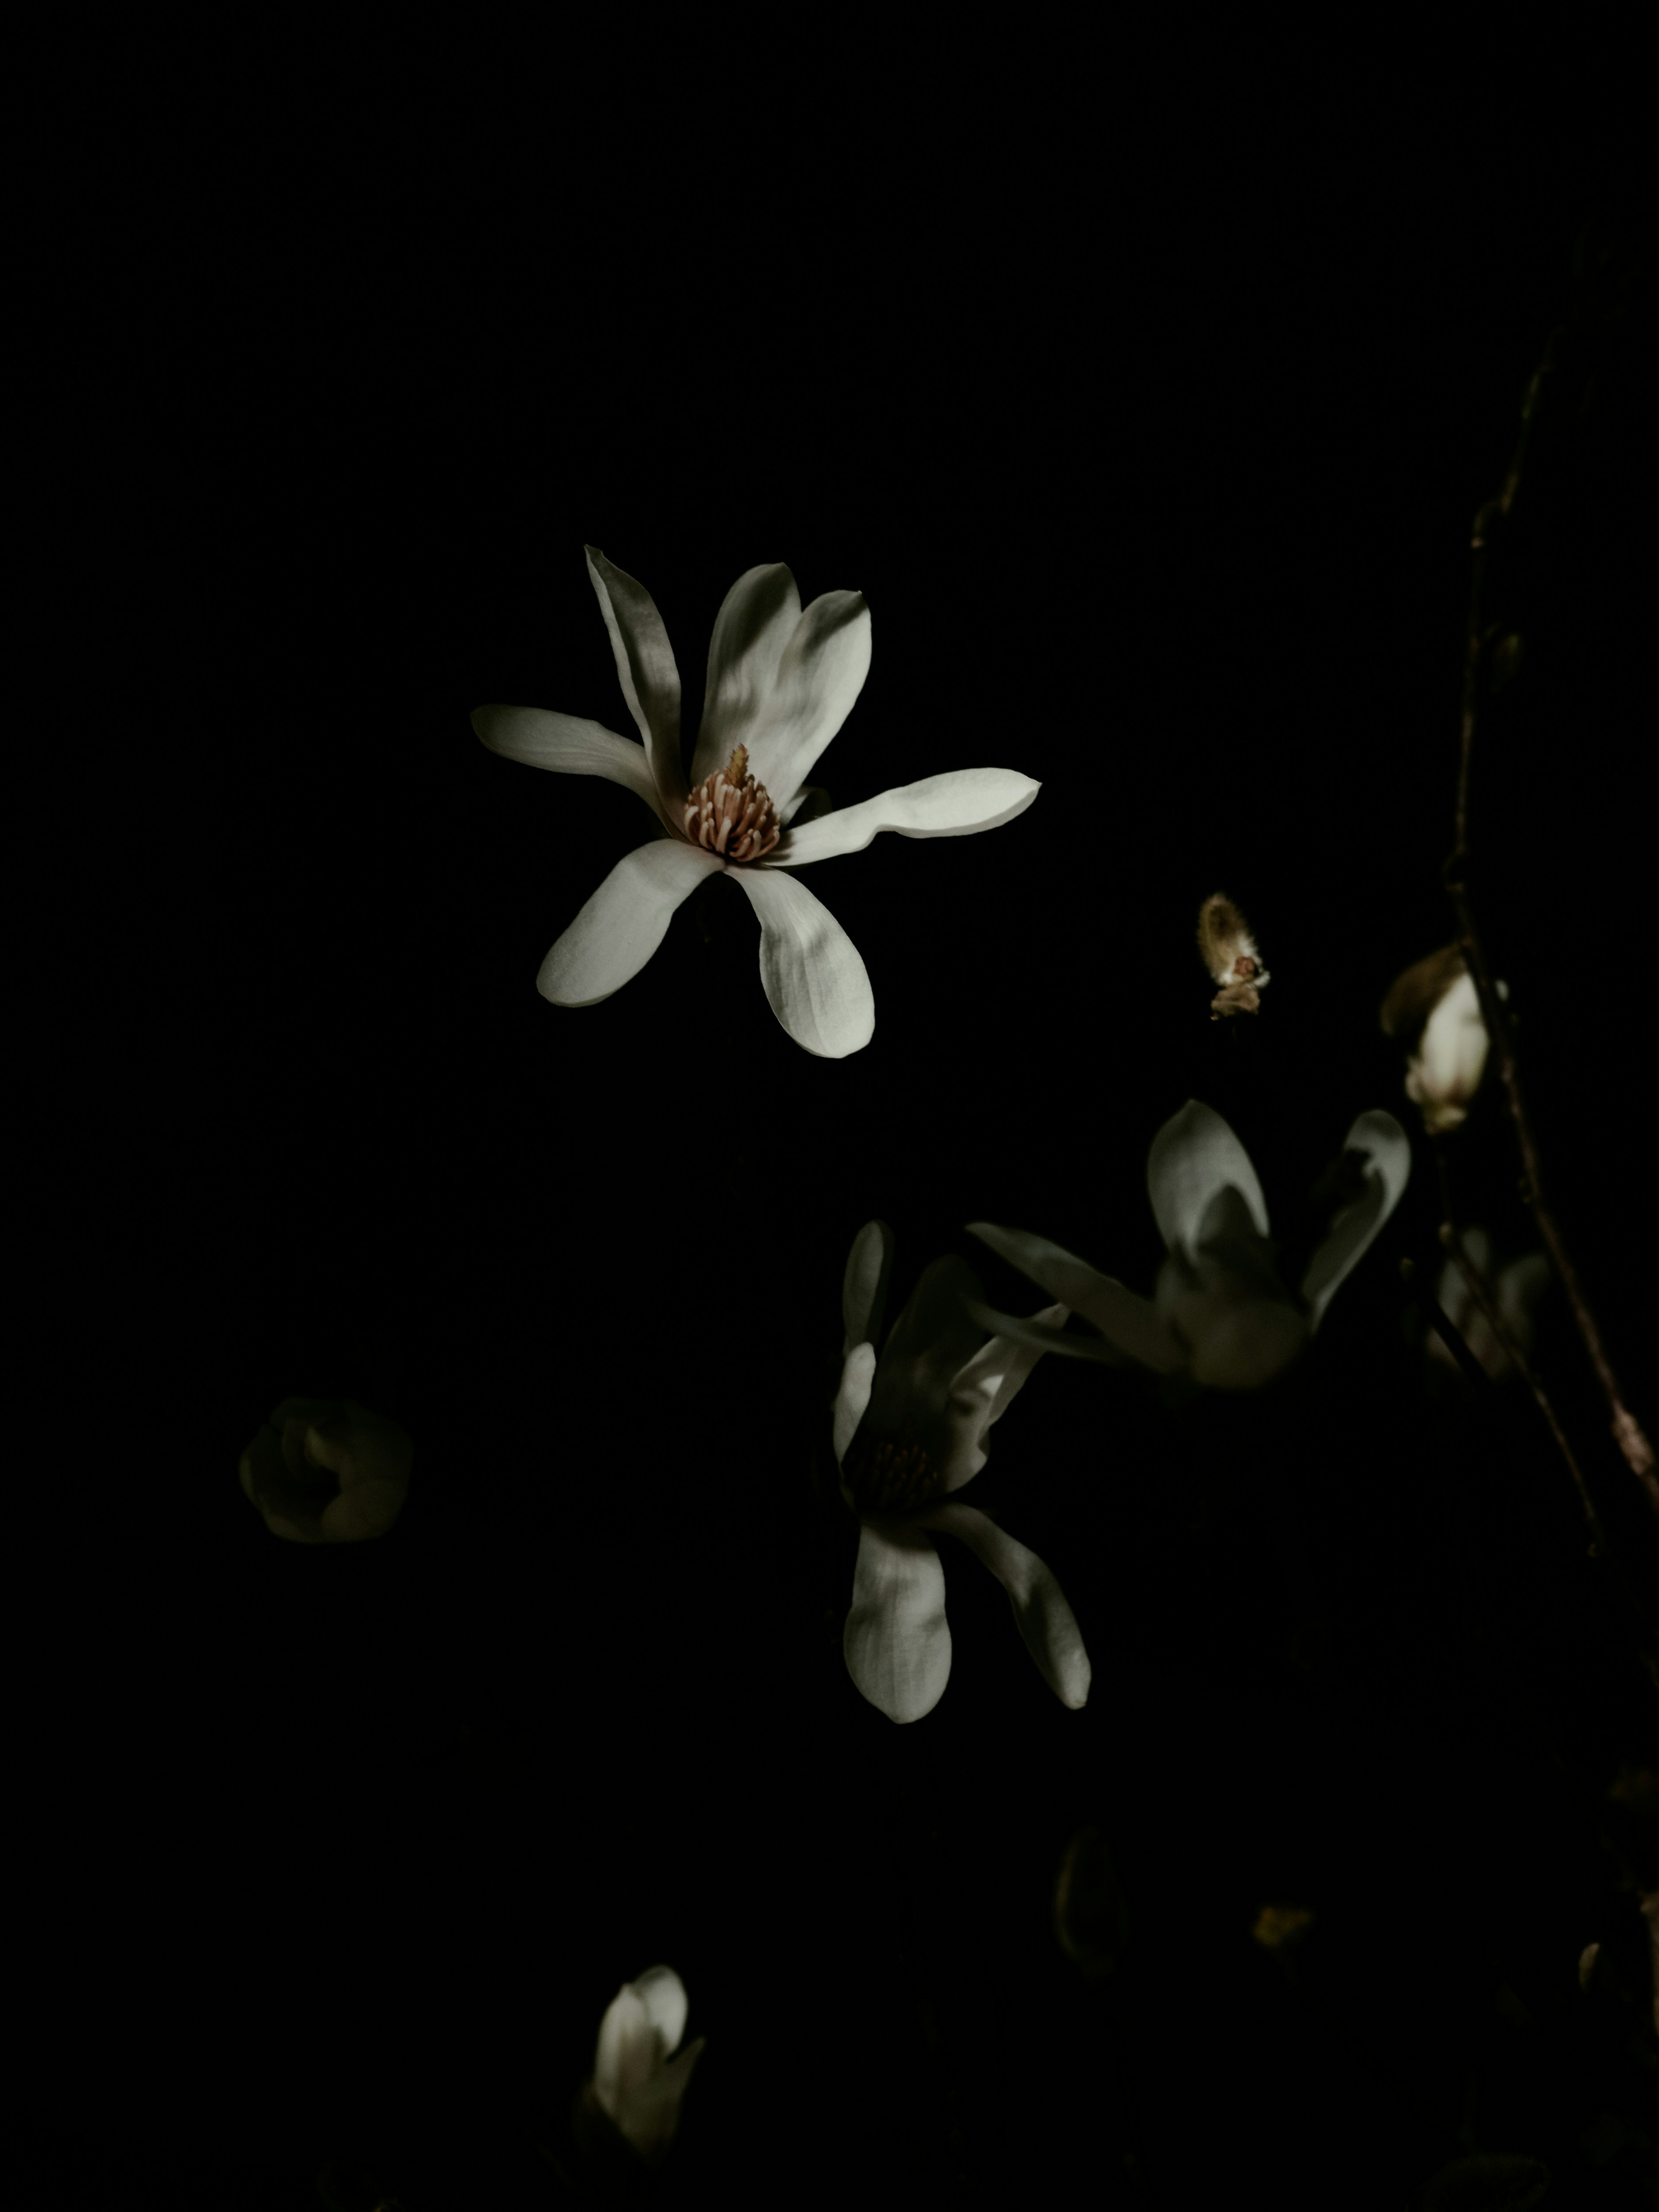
[{"left": 472, "top": 547, "right": 1040, "bottom": 1057}]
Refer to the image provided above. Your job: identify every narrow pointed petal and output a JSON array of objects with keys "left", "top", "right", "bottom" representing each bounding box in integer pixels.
[
  {"left": 833, "top": 1341, "right": 878, "bottom": 1467},
  {"left": 844, "top": 1519, "right": 952, "bottom": 1723},
  {"left": 960, "top": 1298, "right": 1130, "bottom": 1366},
  {"left": 935, "top": 1300, "right": 1070, "bottom": 1492},
  {"left": 538, "top": 840, "right": 724, "bottom": 1006},
  {"left": 585, "top": 546, "right": 688, "bottom": 816},
  {"left": 740, "top": 590, "right": 871, "bottom": 811},
  {"left": 842, "top": 1220, "right": 897, "bottom": 1357},
  {"left": 773, "top": 770, "right": 1040, "bottom": 867},
  {"left": 689, "top": 562, "right": 803, "bottom": 790},
  {"left": 966, "top": 1223, "right": 1185, "bottom": 1372},
  {"left": 920, "top": 1501, "right": 1092, "bottom": 1709},
  {"left": 728, "top": 864, "right": 874, "bottom": 1057},
  {"left": 470, "top": 705, "right": 669, "bottom": 828},
  {"left": 1147, "top": 1100, "right": 1270, "bottom": 1252},
  {"left": 1299, "top": 1110, "right": 1412, "bottom": 1331}
]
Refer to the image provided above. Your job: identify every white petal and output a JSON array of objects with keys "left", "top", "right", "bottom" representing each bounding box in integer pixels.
[
  {"left": 842, "top": 1220, "right": 896, "bottom": 1358},
  {"left": 773, "top": 770, "right": 1040, "bottom": 867},
  {"left": 919, "top": 1501, "right": 1092, "bottom": 1709},
  {"left": 616, "top": 2037, "right": 706, "bottom": 2164},
  {"left": 1299, "top": 1111, "right": 1413, "bottom": 1332},
  {"left": 833, "top": 1342, "right": 879, "bottom": 1467},
  {"left": 1146, "top": 1100, "right": 1270, "bottom": 1252},
  {"left": 960, "top": 1299, "right": 1130, "bottom": 1367},
  {"left": 843, "top": 1519, "right": 952, "bottom": 1723},
  {"left": 741, "top": 590, "right": 872, "bottom": 811},
  {"left": 584, "top": 547, "right": 688, "bottom": 817},
  {"left": 593, "top": 1983, "right": 654, "bottom": 2114},
  {"left": 538, "top": 840, "right": 724, "bottom": 1006},
  {"left": 625, "top": 1964, "right": 690, "bottom": 2059},
  {"left": 689, "top": 563, "right": 803, "bottom": 791},
  {"left": 470, "top": 705, "right": 671, "bottom": 829},
  {"left": 965, "top": 1223, "right": 1185, "bottom": 1372},
  {"left": 728, "top": 866, "right": 874, "bottom": 1058},
  {"left": 939, "top": 1302, "right": 1070, "bottom": 1492}
]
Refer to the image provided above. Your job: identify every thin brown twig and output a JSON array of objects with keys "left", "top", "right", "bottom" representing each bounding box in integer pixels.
[{"left": 1440, "top": 299, "right": 1658, "bottom": 1518}]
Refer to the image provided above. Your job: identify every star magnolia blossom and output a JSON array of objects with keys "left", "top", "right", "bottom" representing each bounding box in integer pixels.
[
  {"left": 471, "top": 547, "right": 1040, "bottom": 1057},
  {"left": 237, "top": 1397, "right": 412, "bottom": 1543},
  {"left": 587, "top": 1963, "right": 706, "bottom": 2167},
  {"left": 963, "top": 1100, "right": 1411, "bottom": 1391},
  {"left": 832, "top": 1219, "right": 1092, "bottom": 1724}
]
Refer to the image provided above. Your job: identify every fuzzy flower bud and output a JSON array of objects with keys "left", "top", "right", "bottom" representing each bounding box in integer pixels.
[
  {"left": 1197, "top": 892, "right": 1269, "bottom": 1019},
  {"left": 1380, "top": 945, "right": 1505, "bottom": 1135}
]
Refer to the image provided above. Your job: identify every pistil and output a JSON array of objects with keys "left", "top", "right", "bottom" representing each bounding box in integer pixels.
[{"left": 683, "top": 744, "right": 781, "bottom": 863}]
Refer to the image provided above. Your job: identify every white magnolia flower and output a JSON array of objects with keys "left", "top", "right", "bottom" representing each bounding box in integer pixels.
[
  {"left": 237, "top": 1396, "right": 412, "bottom": 1544},
  {"left": 1429, "top": 1226, "right": 1550, "bottom": 1384},
  {"left": 1380, "top": 945, "right": 1504, "bottom": 1135},
  {"left": 585, "top": 1963, "right": 706, "bottom": 2168},
  {"left": 472, "top": 547, "right": 1040, "bottom": 1058},
  {"left": 832, "top": 1220, "right": 1092, "bottom": 1724},
  {"left": 965, "top": 1100, "right": 1411, "bottom": 1391}
]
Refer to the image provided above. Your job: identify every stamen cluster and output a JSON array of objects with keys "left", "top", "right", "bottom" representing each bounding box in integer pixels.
[
  {"left": 841, "top": 1426, "right": 944, "bottom": 1517},
  {"left": 683, "top": 745, "right": 781, "bottom": 862}
]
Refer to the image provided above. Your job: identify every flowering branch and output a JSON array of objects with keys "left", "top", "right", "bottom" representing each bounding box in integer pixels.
[{"left": 1438, "top": 280, "right": 1658, "bottom": 1516}]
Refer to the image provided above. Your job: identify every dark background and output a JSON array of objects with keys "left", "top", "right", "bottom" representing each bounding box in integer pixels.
[{"left": 23, "top": 48, "right": 1656, "bottom": 2209}]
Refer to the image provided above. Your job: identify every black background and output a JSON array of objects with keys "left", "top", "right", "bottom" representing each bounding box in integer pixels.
[{"left": 23, "top": 44, "right": 1657, "bottom": 2210}]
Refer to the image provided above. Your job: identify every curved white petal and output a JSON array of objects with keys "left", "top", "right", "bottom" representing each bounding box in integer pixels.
[
  {"left": 728, "top": 865, "right": 874, "bottom": 1058},
  {"left": 965, "top": 1223, "right": 1185, "bottom": 1372},
  {"left": 585, "top": 546, "right": 688, "bottom": 817},
  {"left": 833, "top": 1341, "right": 878, "bottom": 1467},
  {"left": 844, "top": 1519, "right": 952, "bottom": 1723},
  {"left": 538, "top": 839, "right": 724, "bottom": 1006},
  {"left": 960, "top": 1299, "right": 1131, "bottom": 1367},
  {"left": 741, "top": 590, "right": 872, "bottom": 811},
  {"left": 938, "top": 1301, "right": 1070, "bottom": 1492},
  {"left": 773, "top": 770, "right": 1040, "bottom": 868},
  {"left": 689, "top": 562, "right": 804, "bottom": 790},
  {"left": 1299, "top": 1110, "right": 1412, "bottom": 1332},
  {"left": 842, "top": 1220, "right": 896, "bottom": 1358},
  {"left": 920, "top": 1501, "right": 1091, "bottom": 1709},
  {"left": 1147, "top": 1100, "right": 1270, "bottom": 1252},
  {"left": 469, "top": 705, "right": 670, "bottom": 828}
]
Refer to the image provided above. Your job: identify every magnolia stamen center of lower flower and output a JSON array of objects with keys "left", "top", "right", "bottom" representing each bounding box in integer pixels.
[
  {"left": 683, "top": 744, "right": 781, "bottom": 863},
  {"left": 841, "top": 1427, "right": 944, "bottom": 1516}
]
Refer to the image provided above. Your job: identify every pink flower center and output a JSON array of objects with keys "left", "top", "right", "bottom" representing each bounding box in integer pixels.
[
  {"left": 683, "top": 744, "right": 780, "bottom": 862},
  {"left": 841, "top": 1425, "right": 943, "bottom": 1516}
]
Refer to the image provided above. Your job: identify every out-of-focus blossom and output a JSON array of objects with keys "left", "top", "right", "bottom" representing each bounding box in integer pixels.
[
  {"left": 581, "top": 1964, "right": 706, "bottom": 2170},
  {"left": 238, "top": 1396, "right": 412, "bottom": 1544},
  {"left": 1380, "top": 944, "right": 1508, "bottom": 1135},
  {"left": 1427, "top": 1226, "right": 1551, "bottom": 1384},
  {"left": 472, "top": 547, "right": 1040, "bottom": 1058},
  {"left": 1197, "top": 890, "right": 1269, "bottom": 1020},
  {"left": 831, "top": 1220, "right": 1091, "bottom": 1724},
  {"left": 964, "top": 1100, "right": 1411, "bottom": 1392}
]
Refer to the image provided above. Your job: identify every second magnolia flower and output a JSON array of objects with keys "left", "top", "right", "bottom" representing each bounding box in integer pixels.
[{"left": 472, "top": 547, "right": 1041, "bottom": 1058}]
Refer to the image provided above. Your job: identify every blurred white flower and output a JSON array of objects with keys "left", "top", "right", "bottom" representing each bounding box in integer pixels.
[
  {"left": 832, "top": 1221, "right": 1091, "bottom": 1724},
  {"left": 238, "top": 1396, "right": 412, "bottom": 1544},
  {"left": 585, "top": 1963, "right": 706, "bottom": 2168},
  {"left": 1428, "top": 1226, "right": 1551, "bottom": 1383},
  {"left": 964, "top": 1100, "right": 1411, "bottom": 1391},
  {"left": 1380, "top": 945, "right": 1506, "bottom": 1135},
  {"left": 472, "top": 547, "right": 1040, "bottom": 1058}
]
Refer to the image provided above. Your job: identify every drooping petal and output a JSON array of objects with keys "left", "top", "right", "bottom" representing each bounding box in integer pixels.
[
  {"left": 740, "top": 591, "right": 872, "bottom": 811},
  {"left": 538, "top": 840, "right": 725, "bottom": 1006},
  {"left": 843, "top": 1519, "right": 952, "bottom": 1723},
  {"left": 935, "top": 1300, "right": 1070, "bottom": 1491},
  {"left": 1299, "top": 1110, "right": 1412, "bottom": 1332},
  {"left": 919, "top": 1501, "right": 1092, "bottom": 1710},
  {"left": 773, "top": 770, "right": 1040, "bottom": 868},
  {"left": 1147, "top": 1100, "right": 1271, "bottom": 1253},
  {"left": 470, "top": 705, "right": 671, "bottom": 830},
  {"left": 728, "top": 864, "right": 874, "bottom": 1058},
  {"left": 842, "top": 1219, "right": 896, "bottom": 1358},
  {"left": 965, "top": 1223, "right": 1185, "bottom": 1373},
  {"left": 833, "top": 1342, "right": 878, "bottom": 1467},
  {"left": 585, "top": 547, "right": 688, "bottom": 817},
  {"left": 689, "top": 563, "right": 803, "bottom": 791}
]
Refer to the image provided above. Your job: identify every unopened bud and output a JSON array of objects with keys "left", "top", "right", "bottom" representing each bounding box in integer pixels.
[
  {"left": 1380, "top": 945, "right": 1491, "bottom": 1134},
  {"left": 1197, "top": 892, "right": 1269, "bottom": 1020}
]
